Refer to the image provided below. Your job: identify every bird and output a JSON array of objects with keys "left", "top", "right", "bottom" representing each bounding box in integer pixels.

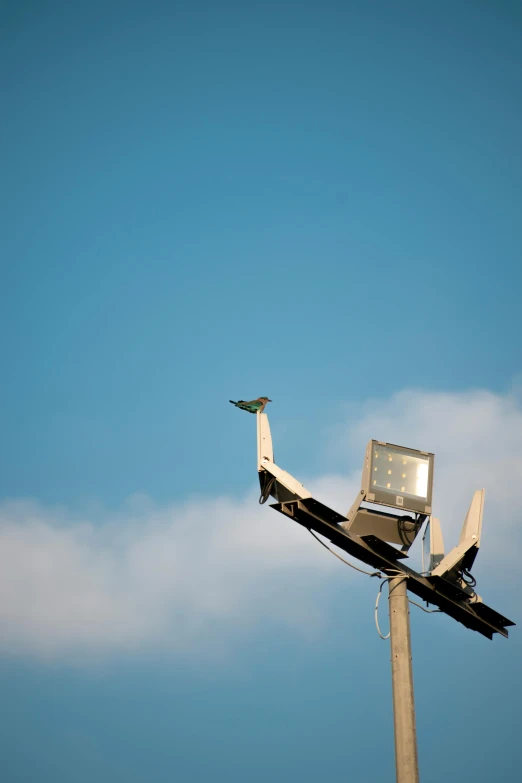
[{"left": 229, "top": 397, "right": 272, "bottom": 414}]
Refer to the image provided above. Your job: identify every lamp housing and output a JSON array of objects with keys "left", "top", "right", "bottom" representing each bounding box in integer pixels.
[{"left": 362, "top": 440, "right": 434, "bottom": 515}]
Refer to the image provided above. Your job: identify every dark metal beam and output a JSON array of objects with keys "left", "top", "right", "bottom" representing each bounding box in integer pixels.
[{"left": 270, "top": 497, "right": 514, "bottom": 640}]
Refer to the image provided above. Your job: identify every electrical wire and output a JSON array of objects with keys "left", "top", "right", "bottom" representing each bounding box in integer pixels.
[
  {"left": 375, "top": 579, "right": 442, "bottom": 640},
  {"left": 462, "top": 567, "right": 477, "bottom": 588},
  {"left": 459, "top": 567, "right": 478, "bottom": 600},
  {"left": 397, "top": 516, "right": 416, "bottom": 547},
  {"left": 397, "top": 514, "right": 424, "bottom": 548},
  {"left": 305, "top": 527, "right": 442, "bottom": 638},
  {"left": 375, "top": 576, "right": 409, "bottom": 640},
  {"left": 375, "top": 580, "right": 390, "bottom": 639},
  {"left": 408, "top": 599, "right": 441, "bottom": 614},
  {"left": 308, "top": 529, "right": 383, "bottom": 577},
  {"left": 374, "top": 578, "right": 405, "bottom": 639},
  {"left": 259, "top": 474, "right": 276, "bottom": 504},
  {"left": 388, "top": 575, "right": 408, "bottom": 593}
]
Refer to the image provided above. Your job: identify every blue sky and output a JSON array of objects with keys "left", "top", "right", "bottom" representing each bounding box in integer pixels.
[{"left": 1, "top": 1, "right": 521, "bottom": 781}]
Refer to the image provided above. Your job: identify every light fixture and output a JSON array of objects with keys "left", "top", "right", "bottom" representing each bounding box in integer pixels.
[{"left": 364, "top": 440, "right": 434, "bottom": 515}]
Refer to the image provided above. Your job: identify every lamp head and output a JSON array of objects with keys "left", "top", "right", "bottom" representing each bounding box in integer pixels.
[{"left": 362, "top": 440, "right": 434, "bottom": 515}]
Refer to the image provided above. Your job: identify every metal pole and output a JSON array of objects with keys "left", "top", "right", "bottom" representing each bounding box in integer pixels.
[{"left": 389, "top": 576, "right": 420, "bottom": 783}]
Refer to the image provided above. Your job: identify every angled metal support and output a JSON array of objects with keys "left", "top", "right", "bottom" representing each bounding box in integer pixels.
[
  {"left": 432, "top": 490, "right": 484, "bottom": 578},
  {"left": 257, "top": 412, "right": 312, "bottom": 503}
]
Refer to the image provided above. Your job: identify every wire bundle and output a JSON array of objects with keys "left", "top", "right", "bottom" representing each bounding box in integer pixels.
[{"left": 307, "top": 529, "right": 441, "bottom": 640}]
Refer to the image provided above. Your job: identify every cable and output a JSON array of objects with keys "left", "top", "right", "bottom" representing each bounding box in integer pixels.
[
  {"left": 397, "top": 516, "right": 416, "bottom": 547},
  {"left": 308, "top": 529, "right": 382, "bottom": 577},
  {"left": 408, "top": 599, "right": 441, "bottom": 614},
  {"left": 462, "top": 567, "right": 477, "bottom": 588},
  {"left": 397, "top": 514, "right": 424, "bottom": 548},
  {"left": 305, "top": 528, "right": 442, "bottom": 637},
  {"left": 375, "top": 576, "right": 416, "bottom": 640},
  {"left": 376, "top": 582, "right": 441, "bottom": 640},
  {"left": 387, "top": 575, "right": 408, "bottom": 598},
  {"left": 459, "top": 567, "right": 478, "bottom": 600},
  {"left": 259, "top": 473, "right": 276, "bottom": 504},
  {"left": 375, "top": 579, "right": 395, "bottom": 639}
]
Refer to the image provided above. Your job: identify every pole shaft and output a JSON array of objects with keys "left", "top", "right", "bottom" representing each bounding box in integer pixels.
[{"left": 389, "top": 577, "right": 420, "bottom": 783}]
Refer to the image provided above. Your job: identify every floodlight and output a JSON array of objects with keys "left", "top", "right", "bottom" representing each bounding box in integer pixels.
[{"left": 363, "top": 440, "right": 434, "bottom": 515}]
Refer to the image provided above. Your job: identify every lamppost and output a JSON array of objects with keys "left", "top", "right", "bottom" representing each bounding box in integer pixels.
[{"left": 250, "top": 412, "right": 514, "bottom": 783}]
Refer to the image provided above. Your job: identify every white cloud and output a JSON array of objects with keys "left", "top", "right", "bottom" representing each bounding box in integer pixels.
[
  {"left": 1, "top": 387, "right": 520, "bottom": 660},
  {"left": 0, "top": 492, "right": 341, "bottom": 661}
]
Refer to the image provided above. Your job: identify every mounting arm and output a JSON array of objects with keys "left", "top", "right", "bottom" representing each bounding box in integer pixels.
[{"left": 257, "top": 412, "right": 312, "bottom": 503}]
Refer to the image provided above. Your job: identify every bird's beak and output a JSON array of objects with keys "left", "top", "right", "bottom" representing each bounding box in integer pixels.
[{"left": 268, "top": 399, "right": 272, "bottom": 402}]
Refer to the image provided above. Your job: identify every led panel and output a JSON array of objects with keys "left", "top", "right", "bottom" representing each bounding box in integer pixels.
[{"left": 365, "top": 440, "right": 434, "bottom": 514}]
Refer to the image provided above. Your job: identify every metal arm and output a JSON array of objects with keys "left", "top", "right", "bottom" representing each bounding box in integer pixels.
[{"left": 257, "top": 412, "right": 312, "bottom": 502}]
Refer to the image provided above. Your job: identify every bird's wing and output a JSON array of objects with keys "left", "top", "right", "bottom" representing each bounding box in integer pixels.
[{"left": 237, "top": 401, "right": 260, "bottom": 413}]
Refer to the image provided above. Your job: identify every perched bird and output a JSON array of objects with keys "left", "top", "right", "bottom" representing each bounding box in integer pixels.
[{"left": 229, "top": 397, "right": 272, "bottom": 414}]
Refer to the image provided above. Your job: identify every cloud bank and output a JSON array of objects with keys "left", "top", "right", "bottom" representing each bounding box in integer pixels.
[{"left": 1, "top": 388, "right": 520, "bottom": 660}]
